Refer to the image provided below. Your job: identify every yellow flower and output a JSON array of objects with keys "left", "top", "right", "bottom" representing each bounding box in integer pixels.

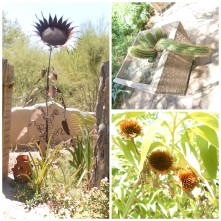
[{"left": 119, "top": 119, "right": 142, "bottom": 139}]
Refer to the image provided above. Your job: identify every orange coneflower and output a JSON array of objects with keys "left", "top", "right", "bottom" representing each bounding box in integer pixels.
[
  {"left": 174, "top": 168, "right": 199, "bottom": 192},
  {"left": 119, "top": 119, "right": 142, "bottom": 139},
  {"left": 147, "top": 149, "right": 176, "bottom": 175},
  {"left": 33, "top": 12, "right": 80, "bottom": 51}
]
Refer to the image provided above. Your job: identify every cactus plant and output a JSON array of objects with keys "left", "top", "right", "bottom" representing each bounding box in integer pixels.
[
  {"left": 137, "top": 44, "right": 146, "bottom": 50},
  {"left": 128, "top": 28, "right": 211, "bottom": 59},
  {"left": 138, "top": 35, "right": 152, "bottom": 49},
  {"left": 128, "top": 46, "right": 157, "bottom": 59},
  {"left": 155, "top": 28, "right": 164, "bottom": 41},
  {"left": 144, "top": 32, "right": 157, "bottom": 48},
  {"left": 155, "top": 38, "right": 211, "bottom": 57}
]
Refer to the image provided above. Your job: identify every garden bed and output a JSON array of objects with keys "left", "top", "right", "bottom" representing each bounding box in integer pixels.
[
  {"left": 3, "top": 144, "right": 109, "bottom": 219},
  {"left": 114, "top": 21, "right": 194, "bottom": 96}
]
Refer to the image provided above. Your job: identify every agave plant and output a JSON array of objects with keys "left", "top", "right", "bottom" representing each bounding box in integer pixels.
[
  {"left": 66, "top": 125, "right": 93, "bottom": 189},
  {"left": 26, "top": 136, "right": 63, "bottom": 193},
  {"left": 128, "top": 28, "right": 211, "bottom": 59}
]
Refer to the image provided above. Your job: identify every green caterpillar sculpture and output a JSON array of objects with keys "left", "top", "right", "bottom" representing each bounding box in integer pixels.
[{"left": 128, "top": 28, "right": 211, "bottom": 59}]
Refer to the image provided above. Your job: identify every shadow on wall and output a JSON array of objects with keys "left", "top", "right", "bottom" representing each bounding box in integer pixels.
[{"left": 10, "top": 102, "right": 94, "bottom": 149}]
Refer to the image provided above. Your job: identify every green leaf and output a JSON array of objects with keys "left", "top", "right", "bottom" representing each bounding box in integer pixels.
[
  {"left": 115, "top": 137, "right": 139, "bottom": 172},
  {"left": 169, "top": 203, "right": 177, "bottom": 217},
  {"left": 113, "top": 199, "right": 125, "bottom": 212},
  {"left": 112, "top": 113, "right": 126, "bottom": 123},
  {"left": 149, "top": 202, "right": 156, "bottom": 212},
  {"left": 158, "top": 202, "right": 168, "bottom": 217},
  {"left": 187, "top": 142, "right": 198, "bottom": 160},
  {"left": 196, "top": 134, "right": 208, "bottom": 149},
  {"left": 189, "top": 125, "right": 218, "bottom": 149},
  {"left": 181, "top": 142, "right": 187, "bottom": 156},
  {"left": 189, "top": 112, "right": 219, "bottom": 132},
  {"left": 122, "top": 183, "right": 137, "bottom": 219},
  {"left": 140, "top": 115, "right": 165, "bottom": 173},
  {"left": 197, "top": 136, "right": 218, "bottom": 180},
  {"left": 148, "top": 141, "right": 166, "bottom": 154},
  {"left": 125, "top": 112, "right": 146, "bottom": 119},
  {"left": 181, "top": 131, "right": 190, "bottom": 143},
  {"left": 176, "top": 151, "right": 187, "bottom": 168},
  {"left": 68, "top": 167, "right": 81, "bottom": 186},
  {"left": 149, "top": 189, "right": 163, "bottom": 204}
]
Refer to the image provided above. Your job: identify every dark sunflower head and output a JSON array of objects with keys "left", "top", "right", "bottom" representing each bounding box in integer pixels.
[
  {"left": 33, "top": 12, "right": 80, "bottom": 50},
  {"left": 119, "top": 119, "right": 142, "bottom": 139},
  {"left": 174, "top": 168, "right": 199, "bottom": 193},
  {"left": 147, "top": 149, "right": 176, "bottom": 175}
]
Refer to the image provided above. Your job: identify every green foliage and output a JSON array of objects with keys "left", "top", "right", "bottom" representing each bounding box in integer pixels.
[
  {"left": 112, "top": 2, "right": 153, "bottom": 42},
  {"left": 66, "top": 139, "right": 85, "bottom": 176},
  {"left": 66, "top": 125, "right": 93, "bottom": 188},
  {"left": 2, "top": 12, "right": 48, "bottom": 107},
  {"left": 112, "top": 83, "right": 132, "bottom": 104},
  {"left": 78, "top": 125, "right": 93, "bottom": 187},
  {"left": 112, "top": 111, "right": 219, "bottom": 219},
  {"left": 13, "top": 152, "right": 108, "bottom": 218},
  {"left": 72, "top": 178, "right": 109, "bottom": 219},
  {"left": 51, "top": 16, "right": 109, "bottom": 111},
  {"left": 111, "top": 34, "right": 136, "bottom": 108},
  {"left": 111, "top": 3, "right": 154, "bottom": 108},
  {"left": 71, "top": 111, "right": 95, "bottom": 131},
  {"left": 2, "top": 11, "right": 27, "bottom": 49},
  {"left": 27, "top": 137, "right": 63, "bottom": 193},
  {"left": 14, "top": 183, "right": 33, "bottom": 202},
  {"left": 50, "top": 158, "right": 80, "bottom": 194},
  {"left": 25, "top": 190, "right": 49, "bottom": 211}
]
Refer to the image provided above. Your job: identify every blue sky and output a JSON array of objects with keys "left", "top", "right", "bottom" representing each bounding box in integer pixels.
[{"left": 2, "top": 1, "right": 110, "bottom": 36}]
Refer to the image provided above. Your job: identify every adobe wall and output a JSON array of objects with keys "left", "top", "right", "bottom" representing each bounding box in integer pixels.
[{"left": 10, "top": 102, "right": 94, "bottom": 148}]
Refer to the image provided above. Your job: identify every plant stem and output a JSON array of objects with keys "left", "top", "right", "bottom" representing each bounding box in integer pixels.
[
  {"left": 46, "top": 49, "right": 52, "bottom": 141},
  {"left": 131, "top": 137, "right": 140, "bottom": 156},
  {"left": 171, "top": 112, "right": 177, "bottom": 154}
]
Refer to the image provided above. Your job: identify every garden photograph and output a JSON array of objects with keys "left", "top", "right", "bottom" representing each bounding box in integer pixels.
[
  {"left": 2, "top": 1, "right": 109, "bottom": 219},
  {"left": 112, "top": 2, "right": 219, "bottom": 109},
  {"left": 2, "top": 1, "right": 220, "bottom": 220},
  {"left": 112, "top": 111, "right": 219, "bottom": 218}
]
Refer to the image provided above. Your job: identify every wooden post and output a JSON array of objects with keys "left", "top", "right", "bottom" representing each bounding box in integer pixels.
[
  {"left": 2, "top": 58, "right": 14, "bottom": 179},
  {"left": 90, "top": 61, "right": 109, "bottom": 188}
]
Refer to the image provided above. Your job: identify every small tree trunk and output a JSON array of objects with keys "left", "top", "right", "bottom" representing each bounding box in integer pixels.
[{"left": 90, "top": 61, "right": 109, "bottom": 188}]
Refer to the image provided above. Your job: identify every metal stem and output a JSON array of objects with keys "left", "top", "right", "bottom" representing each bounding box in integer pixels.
[{"left": 46, "top": 49, "right": 52, "bottom": 141}]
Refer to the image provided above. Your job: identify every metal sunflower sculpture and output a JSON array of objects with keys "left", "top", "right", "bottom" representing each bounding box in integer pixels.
[
  {"left": 33, "top": 12, "right": 80, "bottom": 51},
  {"left": 17, "top": 12, "right": 80, "bottom": 156}
]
